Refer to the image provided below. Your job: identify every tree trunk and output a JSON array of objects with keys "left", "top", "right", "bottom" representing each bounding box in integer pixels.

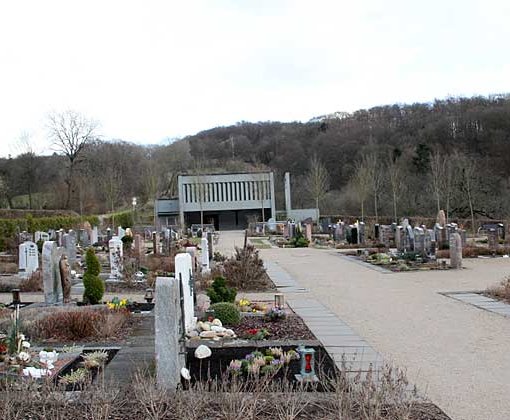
[
  {"left": 393, "top": 191, "right": 397, "bottom": 223},
  {"left": 361, "top": 200, "right": 364, "bottom": 222},
  {"left": 374, "top": 191, "right": 378, "bottom": 223}
]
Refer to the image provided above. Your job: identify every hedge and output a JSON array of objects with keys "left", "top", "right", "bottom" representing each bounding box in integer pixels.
[
  {"left": 103, "top": 211, "right": 134, "bottom": 228},
  {"left": 0, "top": 214, "right": 99, "bottom": 251}
]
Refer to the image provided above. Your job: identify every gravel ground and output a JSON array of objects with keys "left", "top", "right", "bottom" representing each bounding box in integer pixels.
[{"left": 260, "top": 246, "right": 510, "bottom": 420}]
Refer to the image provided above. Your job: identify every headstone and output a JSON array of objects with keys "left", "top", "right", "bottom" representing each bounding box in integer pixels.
[
  {"left": 449, "top": 232, "right": 463, "bottom": 269},
  {"left": 488, "top": 229, "right": 498, "bottom": 251},
  {"left": 18, "top": 241, "right": 38, "bottom": 277},
  {"left": 62, "top": 232, "right": 77, "bottom": 265},
  {"left": 186, "top": 247, "right": 197, "bottom": 273},
  {"left": 404, "top": 225, "right": 414, "bottom": 252},
  {"left": 395, "top": 226, "right": 404, "bottom": 252},
  {"left": 305, "top": 223, "right": 312, "bottom": 243},
  {"left": 349, "top": 226, "right": 358, "bottom": 245},
  {"left": 48, "top": 229, "right": 56, "bottom": 240},
  {"left": 109, "top": 236, "right": 124, "bottom": 280},
  {"left": 283, "top": 223, "right": 289, "bottom": 238},
  {"left": 118, "top": 226, "right": 126, "bottom": 239},
  {"left": 413, "top": 227, "right": 425, "bottom": 255},
  {"left": 42, "top": 241, "right": 63, "bottom": 304},
  {"left": 19, "top": 231, "right": 33, "bottom": 243},
  {"left": 34, "top": 231, "right": 50, "bottom": 243},
  {"left": 201, "top": 237, "right": 210, "bottom": 272},
  {"left": 357, "top": 222, "right": 365, "bottom": 245},
  {"left": 267, "top": 218, "right": 277, "bottom": 232},
  {"left": 175, "top": 253, "right": 196, "bottom": 333},
  {"left": 91, "top": 226, "right": 99, "bottom": 245},
  {"left": 206, "top": 231, "right": 214, "bottom": 259},
  {"left": 284, "top": 172, "right": 292, "bottom": 212},
  {"left": 106, "top": 228, "right": 112, "bottom": 242},
  {"left": 152, "top": 231, "right": 159, "bottom": 255},
  {"left": 379, "top": 225, "right": 392, "bottom": 248},
  {"left": 374, "top": 224, "right": 380, "bottom": 241},
  {"left": 155, "top": 277, "right": 184, "bottom": 390},
  {"left": 134, "top": 234, "right": 145, "bottom": 260}
]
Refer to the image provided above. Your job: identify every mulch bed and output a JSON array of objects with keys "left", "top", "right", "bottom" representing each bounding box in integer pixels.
[{"left": 234, "top": 314, "right": 316, "bottom": 340}]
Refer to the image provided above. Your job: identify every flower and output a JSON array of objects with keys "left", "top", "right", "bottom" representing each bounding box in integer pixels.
[
  {"left": 239, "top": 298, "right": 251, "bottom": 307},
  {"left": 17, "top": 351, "right": 31, "bottom": 362},
  {"left": 253, "top": 357, "right": 266, "bottom": 368},
  {"left": 269, "top": 347, "right": 283, "bottom": 357},
  {"left": 227, "top": 359, "right": 242, "bottom": 372},
  {"left": 247, "top": 328, "right": 259, "bottom": 335}
]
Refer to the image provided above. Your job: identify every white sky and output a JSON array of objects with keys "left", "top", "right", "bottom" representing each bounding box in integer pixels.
[{"left": 1, "top": 0, "right": 509, "bottom": 157}]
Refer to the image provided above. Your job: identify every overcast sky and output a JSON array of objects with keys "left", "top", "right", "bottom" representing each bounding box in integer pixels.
[{"left": 1, "top": 0, "right": 509, "bottom": 157}]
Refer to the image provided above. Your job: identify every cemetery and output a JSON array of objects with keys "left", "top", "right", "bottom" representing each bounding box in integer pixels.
[{"left": 0, "top": 215, "right": 455, "bottom": 419}]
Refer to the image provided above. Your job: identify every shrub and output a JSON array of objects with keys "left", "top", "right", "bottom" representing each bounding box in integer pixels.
[
  {"left": 122, "top": 235, "right": 133, "bottom": 250},
  {"left": 487, "top": 277, "right": 510, "bottom": 302},
  {"left": 210, "top": 302, "right": 241, "bottom": 326},
  {"left": 83, "top": 248, "right": 104, "bottom": 304},
  {"left": 222, "top": 245, "right": 269, "bottom": 290},
  {"left": 206, "top": 276, "right": 236, "bottom": 304},
  {"left": 19, "top": 271, "right": 43, "bottom": 292},
  {"left": 289, "top": 231, "right": 309, "bottom": 248},
  {"left": 85, "top": 248, "right": 101, "bottom": 276}
]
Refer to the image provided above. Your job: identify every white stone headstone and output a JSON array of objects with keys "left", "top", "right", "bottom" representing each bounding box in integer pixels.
[
  {"left": 109, "top": 236, "right": 124, "bottom": 280},
  {"left": 62, "top": 232, "right": 77, "bottom": 264},
  {"left": 91, "top": 226, "right": 98, "bottom": 245},
  {"left": 175, "top": 253, "right": 195, "bottom": 333},
  {"left": 118, "top": 226, "right": 126, "bottom": 239},
  {"left": 201, "top": 237, "right": 210, "bottom": 272},
  {"left": 42, "top": 241, "right": 63, "bottom": 304},
  {"left": 19, "top": 241, "right": 38, "bottom": 277}
]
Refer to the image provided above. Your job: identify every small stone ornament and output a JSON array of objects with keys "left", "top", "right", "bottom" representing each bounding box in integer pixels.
[{"left": 194, "top": 344, "right": 212, "bottom": 359}]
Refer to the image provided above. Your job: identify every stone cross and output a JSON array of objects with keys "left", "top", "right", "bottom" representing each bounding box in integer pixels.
[
  {"left": 18, "top": 241, "right": 38, "bottom": 277},
  {"left": 449, "top": 232, "right": 463, "bottom": 269},
  {"left": 108, "top": 236, "right": 124, "bottom": 280},
  {"left": 175, "top": 253, "right": 195, "bottom": 333},
  {"left": 42, "top": 241, "right": 64, "bottom": 304},
  {"left": 155, "top": 276, "right": 184, "bottom": 390}
]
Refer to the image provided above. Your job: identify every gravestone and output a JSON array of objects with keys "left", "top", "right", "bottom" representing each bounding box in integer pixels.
[
  {"left": 118, "top": 226, "right": 126, "bottom": 239},
  {"left": 357, "top": 222, "right": 365, "bottom": 245},
  {"left": 19, "top": 231, "right": 33, "bottom": 243},
  {"left": 374, "top": 224, "right": 380, "bottom": 241},
  {"left": 62, "top": 232, "right": 77, "bottom": 265},
  {"left": 267, "top": 218, "right": 277, "bottom": 232},
  {"left": 106, "top": 228, "right": 112, "bottom": 242},
  {"left": 19, "top": 241, "right": 38, "bottom": 277},
  {"left": 186, "top": 247, "right": 198, "bottom": 273},
  {"left": 348, "top": 226, "right": 358, "bottom": 245},
  {"left": 34, "top": 231, "right": 50, "bottom": 243},
  {"left": 413, "top": 227, "right": 425, "bottom": 255},
  {"left": 91, "top": 226, "right": 99, "bottom": 245},
  {"left": 450, "top": 232, "right": 463, "bottom": 269},
  {"left": 305, "top": 223, "right": 312, "bottom": 243},
  {"left": 206, "top": 231, "right": 214, "bottom": 259},
  {"left": 404, "top": 225, "right": 414, "bottom": 252},
  {"left": 134, "top": 234, "right": 145, "bottom": 260},
  {"left": 175, "top": 253, "right": 195, "bottom": 333},
  {"left": 152, "top": 231, "right": 159, "bottom": 255},
  {"left": 109, "top": 236, "right": 123, "bottom": 280},
  {"left": 488, "top": 229, "right": 498, "bottom": 251},
  {"left": 283, "top": 223, "right": 289, "bottom": 238},
  {"left": 395, "top": 226, "right": 404, "bottom": 252},
  {"left": 42, "top": 241, "right": 63, "bottom": 304},
  {"left": 48, "top": 229, "right": 56, "bottom": 240},
  {"left": 379, "top": 225, "right": 392, "bottom": 248},
  {"left": 155, "top": 276, "right": 184, "bottom": 390},
  {"left": 201, "top": 237, "right": 210, "bottom": 272}
]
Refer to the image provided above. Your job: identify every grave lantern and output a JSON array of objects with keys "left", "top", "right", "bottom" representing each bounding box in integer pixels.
[
  {"left": 274, "top": 293, "right": 285, "bottom": 309},
  {"left": 297, "top": 345, "right": 316, "bottom": 380},
  {"left": 11, "top": 289, "right": 21, "bottom": 305},
  {"left": 144, "top": 288, "right": 154, "bottom": 303}
]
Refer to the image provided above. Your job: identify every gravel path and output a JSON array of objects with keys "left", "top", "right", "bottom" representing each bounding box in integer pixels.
[{"left": 260, "top": 247, "right": 510, "bottom": 420}]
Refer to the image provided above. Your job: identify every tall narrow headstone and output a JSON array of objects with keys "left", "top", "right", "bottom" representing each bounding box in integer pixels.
[
  {"left": 152, "top": 231, "right": 159, "bottom": 255},
  {"left": 19, "top": 241, "right": 39, "bottom": 277},
  {"left": 436, "top": 210, "right": 446, "bottom": 227},
  {"left": 305, "top": 223, "right": 312, "bottom": 243},
  {"left": 201, "top": 237, "right": 210, "bottom": 272},
  {"left": 91, "top": 226, "right": 99, "bottom": 245},
  {"left": 109, "top": 236, "right": 124, "bottom": 279},
  {"left": 488, "top": 229, "right": 498, "bottom": 251},
  {"left": 134, "top": 234, "right": 145, "bottom": 260},
  {"left": 175, "top": 253, "right": 195, "bottom": 333},
  {"left": 155, "top": 277, "right": 184, "bottom": 390},
  {"left": 284, "top": 172, "right": 292, "bottom": 213},
  {"left": 42, "top": 241, "right": 63, "bottom": 304},
  {"left": 62, "top": 232, "right": 77, "bottom": 265},
  {"left": 450, "top": 232, "right": 463, "bottom": 269}
]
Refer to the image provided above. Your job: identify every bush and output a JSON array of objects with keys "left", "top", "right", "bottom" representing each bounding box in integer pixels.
[
  {"left": 83, "top": 273, "right": 105, "bottom": 305},
  {"left": 289, "top": 231, "right": 309, "bottom": 248},
  {"left": 222, "top": 245, "right": 269, "bottom": 290},
  {"left": 85, "top": 248, "right": 101, "bottom": 276},
  {"left": 19, "top": 271, "right": 43, "bottom": 292},
  {"left": 210, "top": 302, "right": 241, "bottom": 326},
  {"left": 206, "top": 276, "right": 236, "bottom": 304},
  {"left": 83, "top": 248, "right": 104, "bottom": 304}
]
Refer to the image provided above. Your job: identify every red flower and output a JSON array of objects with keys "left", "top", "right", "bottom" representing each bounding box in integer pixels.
[
  {"left": 0, "top": 343, "right": 7, "bottom": 353},
  {"left": 247, "top": 328, "right": 259, "bottom": 335}
]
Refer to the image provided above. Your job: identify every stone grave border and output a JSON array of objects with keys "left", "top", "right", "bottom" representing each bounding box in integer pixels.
[{"left": 440, "top": 291, "right": 510, "bottom": 317}]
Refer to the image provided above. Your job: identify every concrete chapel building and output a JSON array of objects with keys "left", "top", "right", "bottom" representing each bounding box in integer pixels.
[{"left": 155, "top": 171, "right": 276, "bottom": 230}]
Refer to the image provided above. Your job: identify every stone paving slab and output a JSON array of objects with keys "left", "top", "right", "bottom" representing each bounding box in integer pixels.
[
  {"left": 265, "top": 261, "right": 308, "bottom": 293},
  {"left": 442, "top": 291, "right": 510, "bottom": 318}
]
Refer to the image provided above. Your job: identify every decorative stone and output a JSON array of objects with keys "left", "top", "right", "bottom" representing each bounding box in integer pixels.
[
  {"left": 225, "top": 329, "right": 235, "bottom": 337},
  {"left": 211, "top": 325, "right": 226, "bottom": 333},
  {"left": 194, "top": 344, "right": 212, "bottom": 358},
  {"left": 199, "top": 331, "right": 217, "bottom": 339},
  {"left": 187, "top": 331, "right": 199, "bottom": 338},
  {"left": 181, "top": 367, "right": 191, "bottom": 380},
  {"left": 212, "top": 318, "right": 222, "bottom": 327}
]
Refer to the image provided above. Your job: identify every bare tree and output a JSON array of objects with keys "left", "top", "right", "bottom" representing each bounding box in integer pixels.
[
  {"left": 16, "top": 132, "right": 40, "bottom": 209},
  {"left": 387, "top": 150, "right": 404, "bottom": 223},
  {"left": 455, "top": 151, "right": 477, "bottom": 234},
  {"left": 351, "top": 159, "right": 371, "bottom": 221},
  {"left": 363, "top": 152, "right": 383, "bottom": 223},
  {"left": 430, "top": 149, "right": 456, "bottom": 222},
  {"left": 48, "top": 110, "right": 98, "bottom": 208},
  {"left": 303, "top": 155, "right": 329, "bottom": 219}
]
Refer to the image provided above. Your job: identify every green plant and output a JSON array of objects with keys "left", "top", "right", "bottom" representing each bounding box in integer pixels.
[
  {"left": 82, "top": 350, "right": 109, "bottom": 369},
  {"left": 85, "top": 248, "right": 101, "bottom": 276},
  {"left": 210, "top": 302, "right": 241, "bottom": 326},
  {"left": 289, "top": 231, "right": 309, "bottom": 248},
  {"left": 206, "top": 276, "right": 236, "bottom": 304},
  {"left": 83, "top": 248, "right": 104, "bottom": 304},
  {"left": 121, "top": 235, "right": 133, "bottom": 249},
  {"left": 59, "top": 368, "right": 89, "bottom": 385}
]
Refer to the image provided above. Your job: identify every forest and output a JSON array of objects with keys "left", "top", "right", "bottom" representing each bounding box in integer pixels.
[{"left": 1, "top": 95, "right": 510, "bottom": 223}]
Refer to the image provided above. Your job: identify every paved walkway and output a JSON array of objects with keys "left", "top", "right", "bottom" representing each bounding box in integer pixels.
[{"left": 260, "top": 247, "right": 510, "bottom": 420}]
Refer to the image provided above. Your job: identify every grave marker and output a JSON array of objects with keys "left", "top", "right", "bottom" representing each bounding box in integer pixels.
[{"left": 42, "top": 241, "right": 63, "bottom": 304}]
